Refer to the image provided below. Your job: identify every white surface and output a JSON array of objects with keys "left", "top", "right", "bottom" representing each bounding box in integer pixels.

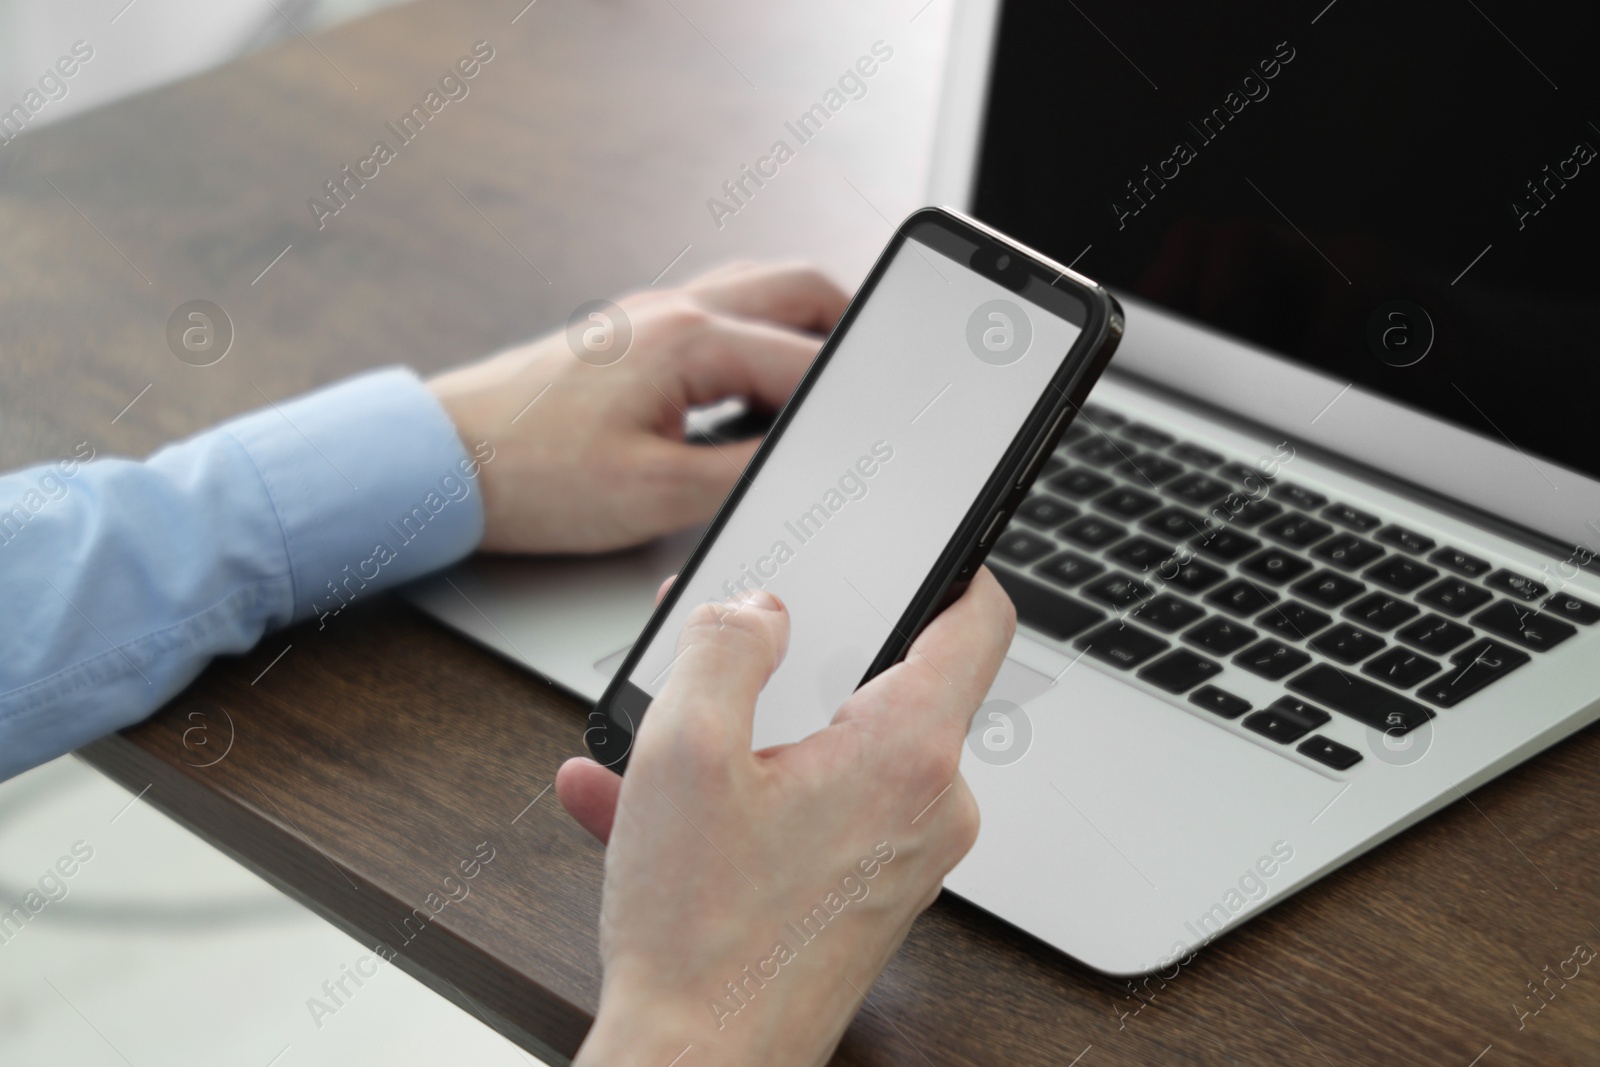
[
  {"left": 924, "top": 0, "right": 999, "bottom": 210},
  {"left": 0, "top": 756, "right": 548, "bottom": 1067}
]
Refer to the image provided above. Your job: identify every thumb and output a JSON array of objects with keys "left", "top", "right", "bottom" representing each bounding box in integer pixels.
[
  {"left": 556, "top": 756, "right": 622, "bottom": 843},
  {"left": 633, "top": 590, "right": 790, "bottom": 768}
]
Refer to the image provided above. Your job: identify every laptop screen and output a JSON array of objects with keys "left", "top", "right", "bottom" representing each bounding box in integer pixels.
[{"left": 972, "top": 0, "right": 1600, "bottom": 483}]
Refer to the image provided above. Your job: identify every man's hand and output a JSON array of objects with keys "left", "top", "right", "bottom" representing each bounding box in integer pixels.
[
  {"left": 559, "top": 568, "right": 1016, "bottom": 1067},
  {"left": 427, "top": 262, "right": 849, "bottom": 553}
]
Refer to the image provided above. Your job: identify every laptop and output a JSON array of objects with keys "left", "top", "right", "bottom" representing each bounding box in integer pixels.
[{"left": 408, "top": 0, "right": 1600, "bottom": 974}]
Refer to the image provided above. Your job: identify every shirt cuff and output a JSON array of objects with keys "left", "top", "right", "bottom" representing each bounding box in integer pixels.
[{"left": 219, "top": 367, "right": 487, "bottom": 623}]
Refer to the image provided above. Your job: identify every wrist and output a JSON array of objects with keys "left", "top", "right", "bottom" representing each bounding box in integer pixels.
[
  {"left": 577, "top": 976, "right": 740, "bottom": 1067},
  {"left": 578, "top": 956, "right": 857, "bottom": 1067}
]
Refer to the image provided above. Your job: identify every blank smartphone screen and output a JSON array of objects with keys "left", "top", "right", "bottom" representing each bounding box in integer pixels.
[{"left": 628, "top": 233, "right": 1084, "bottom": 751}]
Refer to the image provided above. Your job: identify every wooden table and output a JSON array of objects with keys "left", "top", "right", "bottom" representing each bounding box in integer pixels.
[{"left": 4, "top": 1, "right": 1598, "bottom": 1063}]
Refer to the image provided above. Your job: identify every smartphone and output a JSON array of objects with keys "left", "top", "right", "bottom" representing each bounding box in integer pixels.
[{"left": 587, "top": 207, "right": 1123, "bottom": 770}]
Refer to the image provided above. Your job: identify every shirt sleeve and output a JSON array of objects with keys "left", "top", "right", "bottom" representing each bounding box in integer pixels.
[{"left": 0, "top": 367, "right": 486, "bottom": 780}]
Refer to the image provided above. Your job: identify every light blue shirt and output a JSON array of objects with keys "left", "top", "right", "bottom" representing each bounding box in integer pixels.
[{"left": 0, "top": 368, "right": 487, "bottom": 780}]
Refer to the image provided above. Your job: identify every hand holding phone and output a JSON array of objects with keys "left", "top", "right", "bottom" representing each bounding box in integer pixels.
[
  {"left": 561, "top": 568, "right": 1016, "bottom": 1067},
  {"left": 589, "top": 208, "right": 1123, "bottom": 770}
]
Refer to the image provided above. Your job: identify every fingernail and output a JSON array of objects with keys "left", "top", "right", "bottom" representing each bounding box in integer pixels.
[{"left": 732, "top": 588, "right": 782, "bottom": 611}]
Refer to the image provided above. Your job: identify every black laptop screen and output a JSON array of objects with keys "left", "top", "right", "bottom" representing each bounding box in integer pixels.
[{"left": 973, "top": 0, "right": 1600, "bottom": 482}]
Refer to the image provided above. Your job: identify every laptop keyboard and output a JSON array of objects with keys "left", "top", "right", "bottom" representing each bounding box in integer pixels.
[{"left": 988, "top": 402, "right": 1599, "bottom": 775}]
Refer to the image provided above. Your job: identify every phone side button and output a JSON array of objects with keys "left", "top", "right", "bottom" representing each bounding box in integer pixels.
[
  {"left": 1017, "top": 408, "right": 1074, "bottom": 488},
  {"left": 979, "top": 508, "right": 1010, "bottom": 547}
]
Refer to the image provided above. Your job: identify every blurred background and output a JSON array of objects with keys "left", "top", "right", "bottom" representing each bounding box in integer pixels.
[{"left": 0, "top": 0, "right": 409, "bottom": 130}]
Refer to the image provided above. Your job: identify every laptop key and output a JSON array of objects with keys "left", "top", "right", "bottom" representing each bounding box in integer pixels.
[
  {"left": 1233, "top": 639, "right": 1313, "bottom": 680},
  {"left": 1257, "top": 601, "right": 1333, "bottom": 641},
  {"left": 1471, "top": 600, "right": 1578, "bottom": 652},
  {"left": 1083, "top": 572, "right": 1153, "bottom": 611},
  {"left": 1243, "top": 697, "right": 1330, "bottom": 744},
  {"left": 993, "top": 569, "right": 1106, "bottom": 641},
  {"left": 1142, "top": 505, "right": 1208, "bottom": 541},
  {"left": 1108, "top": 536, "right": 1177, "bottom": 574},
  {"left": 1132, "top": 594, "right": 1206, "bottom": 633},
  {"left": 1185, "top": 616, "right": 1258, "bottom": 655},
  {"left": 1485, "top": 568, "right": 1548, "bottom": 602},
  {"left": 1206, "top": 578, "right": 1279, "bottom": 617},
  {"left": 1416, "top": 638, "right": 1531, "bottom": 707},
  {"left": 1415, "top": 577, "right": 1493, "bottom": 618},
  {"left": 1074, "top": 621, "right": 1170, "bottom": 669},
  {"left": 1364, "top": 555, "right": 1439, "bottom": 593},
  {"left": 1195, "top": 528, "right": 1262, "bottom": 562},
  {"left": 992, "top": 529, "right": 1055, "bottom": 566},
  {"left": 1138, "top": 649, "right": 1223, "bottom": 694},
  {"left": 1308, "top": 623, "right": 1385, "bottom": 664},
  {"left": 1261, "top": 512, "right": 1334, "bottom": 548},
  {"left": 1015, "top": 494, "right": 1080, "bottom": 530},
  {"left": 1293, "top": 570, "right": 1366, "bottom": 608},
  {"left": 1288, "top": 664, "right": 1435, "bottom": 733},
  {"left": 1377, "top": 524, "right": 1437, "bottom": 554},
  {"left": 1323, "top": 503, "right": 1381, "bottom": 531},
  {"left": 1165, "top": 557, "right": 1229, "bottom": 594},
  {"left": 1396, "top": 613, "right": 1475, "bottom": 655},
  {"left": 1544, "top": 593, "right": 1600, "bottom": 624},
  {"left": 1069, "top": 436, "right": 1126, "bottom": 467},
  {"left": 1165, "top": 471, "right": 1232, "bottom": 507},
  {"left": 1279, "top": 484, "right": 1328, "bottom": 511},
  {"left": 1233, "top": 498, "right": 1285, "bottom": 526},
  {"left": 1048, "top": 467, "right": 1114, "bottom": 500},
  {"left": 1362, "top": 647, "right": 1441, "bottom": 687},
  {"left": 1313, "top": 533, "right": 1386, "bottom": 572},
  {"left": 1298, "top": 735, "right": 1363, "bottom": 770},
  {"left": 1061, "top": 515, "right": 1127, "bottom": 550},
  {"left": 1122, "top": 423, "right": 1175, "bottom": 448},
  {"left": 1191, "top": 684, "right": 1251, "bottom": 719},
  {"left": 1241, "top": 547, "right": 1314, "bottom": 585},
  {"left": 1033, "top": 550, "right": 1105, "bottom": 588},
  {"left": 1095, "top": 486, "right": 1162, "bottom": 520},
  {"left": 1115, "top": 453, "right": 1184, "bottom": 486},
  {"left": 1342, "top": 592, "right": 1420, "bottom": 631},
  {"left": 1170, "top": 442, "right": 1224, "bottom": 468},
  {"left": 1041, "top": 457, "right": 1066, "bottom": 478},
  {"left": 1430, "top": 546, "right": 1492, "bottom": 578},
  {"left": 1219, "top": 461, "right": 1273, "bottom": 486}
]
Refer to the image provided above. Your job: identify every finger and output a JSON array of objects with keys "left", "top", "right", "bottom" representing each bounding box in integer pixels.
[
  {"left": 687, "top": 262, "right": 850, "bottom": 334},
  {"left": 655, "top": 575, "right": 677, "bottom": 606},
  {"left": 635, "top": 590, "right": 790, "bottom": 766},
  {"left": 668, "top": 313, "right": 823, "bottom": 412},
  {"left": 556, "top": 756, "right": 622, "bottom": 844},
  {"left": 844, "top": 566, "right": 1016, "bottom": 750},
  {"left": 678, "top": 259, "right": 757, "bottom": 284},
  {"left": 634, "top": 435, "right": 761, "bottom": 531}
]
